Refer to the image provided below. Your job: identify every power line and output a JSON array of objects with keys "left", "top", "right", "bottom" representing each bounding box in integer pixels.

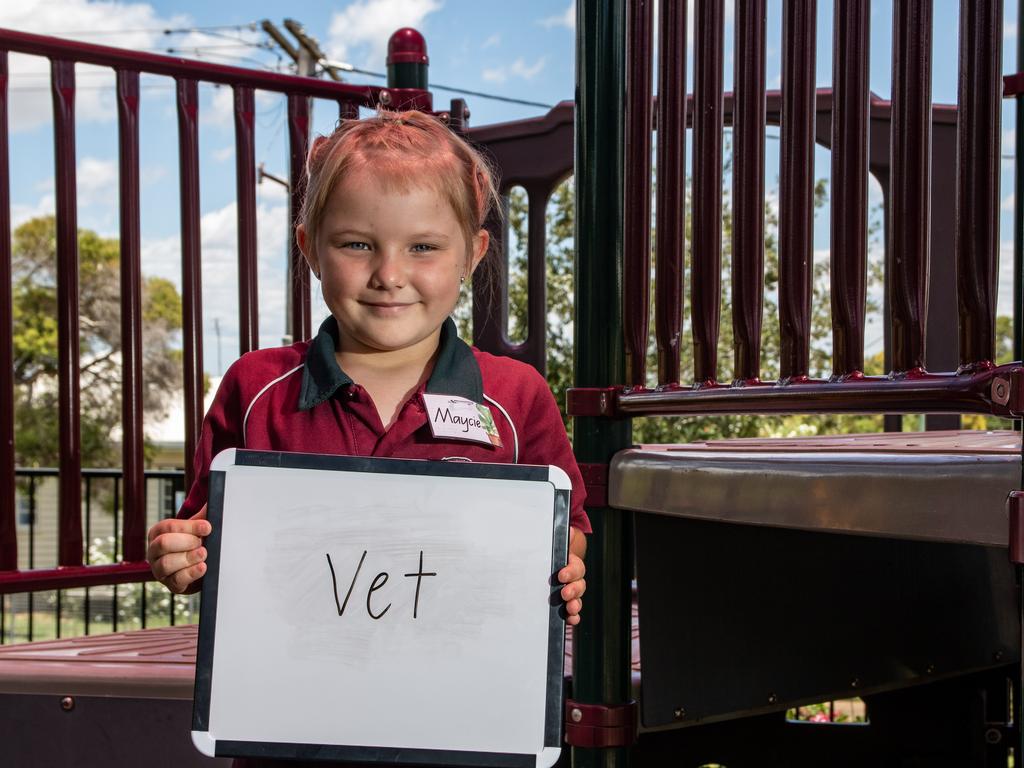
[{"left": 36, "top": 23, "right": 261, "bottom": 37}]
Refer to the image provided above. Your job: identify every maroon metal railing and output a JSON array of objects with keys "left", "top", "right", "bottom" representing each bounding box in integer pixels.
[
  {"left": 568, "top": 0, "right": 1018, "bottom": 420},
  {"left": 0, "top": 28, "right": 402, "bottom": 594},
  {"left": 467, "top": 104, "right": 574, "bottom": 374}
]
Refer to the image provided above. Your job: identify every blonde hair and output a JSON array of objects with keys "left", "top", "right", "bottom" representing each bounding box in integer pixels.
[{"left": 299, "top": 110, "right": 500, "bottom": 263}]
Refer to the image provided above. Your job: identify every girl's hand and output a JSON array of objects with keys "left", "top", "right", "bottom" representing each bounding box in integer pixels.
[
  {"left": 558, "top": 526, "right": 587, "bottom": 626},
  {"left": 146, "top": 505, "right": 211, "bottom": 594}
]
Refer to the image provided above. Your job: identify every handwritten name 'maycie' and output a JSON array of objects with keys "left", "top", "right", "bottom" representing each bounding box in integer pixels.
[
  {"left": 326, "top": 551, "right": 436, "bottom": 620},
  {"left": 434, "top": 407, "right": 482, "bottom": 432}
]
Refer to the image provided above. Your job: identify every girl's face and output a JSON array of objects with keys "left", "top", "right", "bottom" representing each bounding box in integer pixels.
[{"left": 299, "top": 167, "right": 488, "bottom": 357}]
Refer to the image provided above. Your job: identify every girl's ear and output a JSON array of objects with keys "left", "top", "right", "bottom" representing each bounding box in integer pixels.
[
  {"left": 297, "top": 224, "right": 320, "bottom": 278},
  {"left": 469, "top": 229, "right": 490, "bottom": 274}
]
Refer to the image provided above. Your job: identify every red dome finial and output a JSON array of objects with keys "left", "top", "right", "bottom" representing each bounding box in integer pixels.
[{"left": 387, "top": 28, "right": 428, "bottom": 66}]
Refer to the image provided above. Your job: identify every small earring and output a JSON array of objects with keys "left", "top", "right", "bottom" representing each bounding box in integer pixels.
[{"left": 459, "top": 275, "right": 466, "bottom": 284}]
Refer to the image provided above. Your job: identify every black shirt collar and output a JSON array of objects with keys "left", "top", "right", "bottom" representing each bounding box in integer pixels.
[{"left": 298, "top": 316, "right": 482, "bottom": 411}]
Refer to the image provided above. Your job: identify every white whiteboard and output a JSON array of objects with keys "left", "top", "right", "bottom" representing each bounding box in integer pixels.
[{"left": 192, "top": 449, "right": 570, "bottom": 767}]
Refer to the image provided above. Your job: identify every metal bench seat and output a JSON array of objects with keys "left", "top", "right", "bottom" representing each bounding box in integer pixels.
[{"left": 611, "top": 430, "right": 1021, "bottom": 547}]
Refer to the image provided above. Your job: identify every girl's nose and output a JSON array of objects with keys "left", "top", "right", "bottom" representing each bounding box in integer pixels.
[{"left": 370, "top": 251, "right": 405, "bottom": 289}]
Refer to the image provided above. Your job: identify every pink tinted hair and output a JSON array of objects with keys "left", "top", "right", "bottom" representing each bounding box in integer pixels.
[{"left": 299, "top": 110, "right": 500, "bottom": 262}]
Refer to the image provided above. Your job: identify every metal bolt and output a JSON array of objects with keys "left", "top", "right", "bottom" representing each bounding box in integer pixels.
[
  {"left": 925, "top": 664, "right": 935, "bottom": 675},
  {"left": 850, "top": 678, "right": 860, "bottom": 689},
  {"left": 439, "top": 112, "right": 450, "bottom": 124},
  {"left": 767, "top": 693, "right": 778, "bottom": 705},
  {"left": 985, "top": 727, "right": 1002, "bottom": 745},
  {"left": 993, "top": 377, "right": 1011, "bottom": 405},
  {"left": 60, "top": 696, "right": 74, "bottom": 712},
  {"left": 994, "top": 650, "right": 1005, "bottom": 662},
  {"left": 673, "top": 707, "right": 685, "bottom": 720},
  {"left": 379, "top": 90, "right": 392, "bottom": 106},
  {"left": 570, "top": 708, "right": 582, "bottom": 723}
]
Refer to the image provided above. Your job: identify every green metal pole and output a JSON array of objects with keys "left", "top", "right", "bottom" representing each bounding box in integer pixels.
[{"left": 573, "top": 1, "right": 633, "bottom": 767}]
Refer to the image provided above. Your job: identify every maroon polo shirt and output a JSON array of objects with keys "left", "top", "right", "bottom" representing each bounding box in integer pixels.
[{"left": 179, "top": 316, "right": 590, "bottom": 533}]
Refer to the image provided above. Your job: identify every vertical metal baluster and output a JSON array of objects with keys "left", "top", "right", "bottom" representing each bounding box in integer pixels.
[
  {"left": 287, "top": 94, "right": 311, "bottom": 343},
  {"left": 117, "top": 69, "right": 146, "bottom": 564},
  {"left": 28, "top": 477, "right": 35, "bottom": 642},
  {"left": 0, "top": 51, "right": 15, "bottom": 572},
  {"left": 654, "top": 0, "right": 686, "bottom": 386},
  {"left": 732, "top": 0, "right": 768, "bottom": 384},
  {"left": 52, "top": 59, "right": 83, "bottom": 566},
  {"left": 526, "top": 187, "right": 549, "bottom": 373},
  {"left": 830, "top": 1, "right": 870, "bottom": 378},
  {"left": 623, "top": 0, "right": 653, "bottom": 387},
  {"left": 955, "top": 0, "right": 1002, "bottom": 370},
  {"left": 889, "top": 0, "right": 932, "bottom": 373},
  {"left": 84, "top": 472, "right": 91, "bottom": 636},
  {"left": 112, "top": 477, "right": 118, "bottom": 633},
  {"left": 177, "top": 79, "right": 204, "bottom": 491},
  {"left": 691, "top": 0, "right": 725, "bottom": 384},
  {"left": 778, "top": 0, "right": 817, "bottom": 381},
  {"left": 235, "top": 86, "right": 259, "bottom": 355}
]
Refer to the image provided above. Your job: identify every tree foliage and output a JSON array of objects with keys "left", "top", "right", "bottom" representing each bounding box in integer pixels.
[{"left": 12, "top": 216, "right": 183, "bottom": 467}]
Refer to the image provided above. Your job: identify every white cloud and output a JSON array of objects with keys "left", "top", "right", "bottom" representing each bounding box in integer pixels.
[
  {"left": 11, "top": 193, "right": 55, "bottom": 228},
  {"left": 0, "top": 0, "right": 255, "bottom": 133},
  {"left": 213, "top": 146, "right": 235, "bottom": 163},
  {"left": 481, "top": 34, "right": 500, "bottom": 50},
  {"left": 78, "top": 156, "right": 118, "bottom": 206},
  {"left": 327, "top": 0, "right": 442, "bottom": 68},
  {"left": 482, "top": 56, "right": 547, "bottom": 84},
  {"left": 539, "top": 1, "right": 574, "bottom": 30},
  {"left": 141, "top": 198, "right": 293, "bottom": 373},
  {"left": 1003, "top": 193, "right": 1014, "bottom": 212}
]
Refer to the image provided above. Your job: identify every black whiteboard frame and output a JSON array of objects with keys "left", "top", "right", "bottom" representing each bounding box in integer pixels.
[{"left": 191, "top": 449, "right": 570, "bottom": 767}]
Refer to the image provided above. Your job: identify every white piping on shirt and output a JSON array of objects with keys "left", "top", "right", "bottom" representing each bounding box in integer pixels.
[
  {"left": 483, "top": 393, "right": 519, "bottom": 463},
  {"left": 242, "top": 365, "right": 304, "bottom": 447}
]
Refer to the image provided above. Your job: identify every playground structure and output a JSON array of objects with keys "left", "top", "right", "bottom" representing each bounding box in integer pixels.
[{"left": 1, "top": 1, "right": 1024, "bottom": 765}]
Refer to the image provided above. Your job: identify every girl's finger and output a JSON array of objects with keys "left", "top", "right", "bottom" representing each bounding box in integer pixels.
[
  {"left": 151, "top": 547, "right": 207, "bottom": 582},
  {"left": 147, "top": 532, "right": 205, "bottom": 563},
  {"left": 561, "top": 577, "right": 586, "bottom": 602},
  {"left": 166, "top": 561, "right": 207, "bottom": 594}
]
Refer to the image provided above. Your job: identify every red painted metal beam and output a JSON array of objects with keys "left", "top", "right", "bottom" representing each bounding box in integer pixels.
[
  {"left": 567, "top": 363, "right": 1024, "bottom": 419},
  {"left": 623, "top": 0, "right": 653, "bottom": 388},
  {"left": 0, "top": 52, "right": 15, "bottom": 572},
  {"left": 234, "top": 86, "right": 259, "bottom": 355},
  {"left": 956, "top": 0, "right": 1002, "bottom": 370},
  {"left": 889, "top": 0, "right": 933, "bottom": 373},
  {"left": 732, "top": 0, "right": 767, "bottom": 384},
  {"left": 0, "top": 562, "right": 154, "bottom": 595},
  {"left": 0, "top": 27, "right": 381, "bottom": 103},
  {"left": 52, "top": 59, "right": 83, "bottom": 568},
  {"left": 830, "top": 1, "right": 870, "bottom": 378},
  {"left": 117, "top": 69, "right": 146, "bottom": 563},
  {"left": 288, "top": 94, "right": 312, "bottom": 343},
  {"left": 177, "top": 78, "right": 204, "bottom": 493},
  {"left": 691, "top": 0, "right": 724, "bottom": 385},
  {"left": 778, "top": 0, "right": 816, "bottom": 382},
  {"left": 654, "top": 0, "right": 686, "bottom": 386}
]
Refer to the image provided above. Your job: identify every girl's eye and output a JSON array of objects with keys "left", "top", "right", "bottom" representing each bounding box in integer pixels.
[
  {"left": 411, "top": 244, "right": 437, "bottom": 253},
  {"left": 339, "top": 241, "right": 370, "bottom": 251}
]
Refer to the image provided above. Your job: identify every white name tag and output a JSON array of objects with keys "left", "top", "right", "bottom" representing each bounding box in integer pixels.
[{"left": 422, "top": 394, "right": 503, "bottom": 448}]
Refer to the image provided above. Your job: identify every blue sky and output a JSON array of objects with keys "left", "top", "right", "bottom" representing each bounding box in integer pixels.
[{"left": 0, "top": 0, "right": 1019, "bottom": 379}]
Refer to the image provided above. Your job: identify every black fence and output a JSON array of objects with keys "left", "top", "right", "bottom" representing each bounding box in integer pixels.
[{"left": 1, "top": 467, "right": 195, "bottom": 643}]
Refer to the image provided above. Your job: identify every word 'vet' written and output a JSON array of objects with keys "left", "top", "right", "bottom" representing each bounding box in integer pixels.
[{"left": 325, "top": 550, "right": 437, "bottom": 620}]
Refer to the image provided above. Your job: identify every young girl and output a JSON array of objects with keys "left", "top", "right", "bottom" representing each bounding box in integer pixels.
[{"left": 147, "top": 111, "right": 589, "bottom": 630}]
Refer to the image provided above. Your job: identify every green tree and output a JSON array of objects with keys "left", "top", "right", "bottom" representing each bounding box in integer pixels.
[{"left": 12, "top": 216, "right": 183, "bottom": 468}]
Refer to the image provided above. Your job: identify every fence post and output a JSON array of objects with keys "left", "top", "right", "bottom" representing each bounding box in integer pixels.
[{"left": 572, "top": 1, "right": 634, "bottom": 766}]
